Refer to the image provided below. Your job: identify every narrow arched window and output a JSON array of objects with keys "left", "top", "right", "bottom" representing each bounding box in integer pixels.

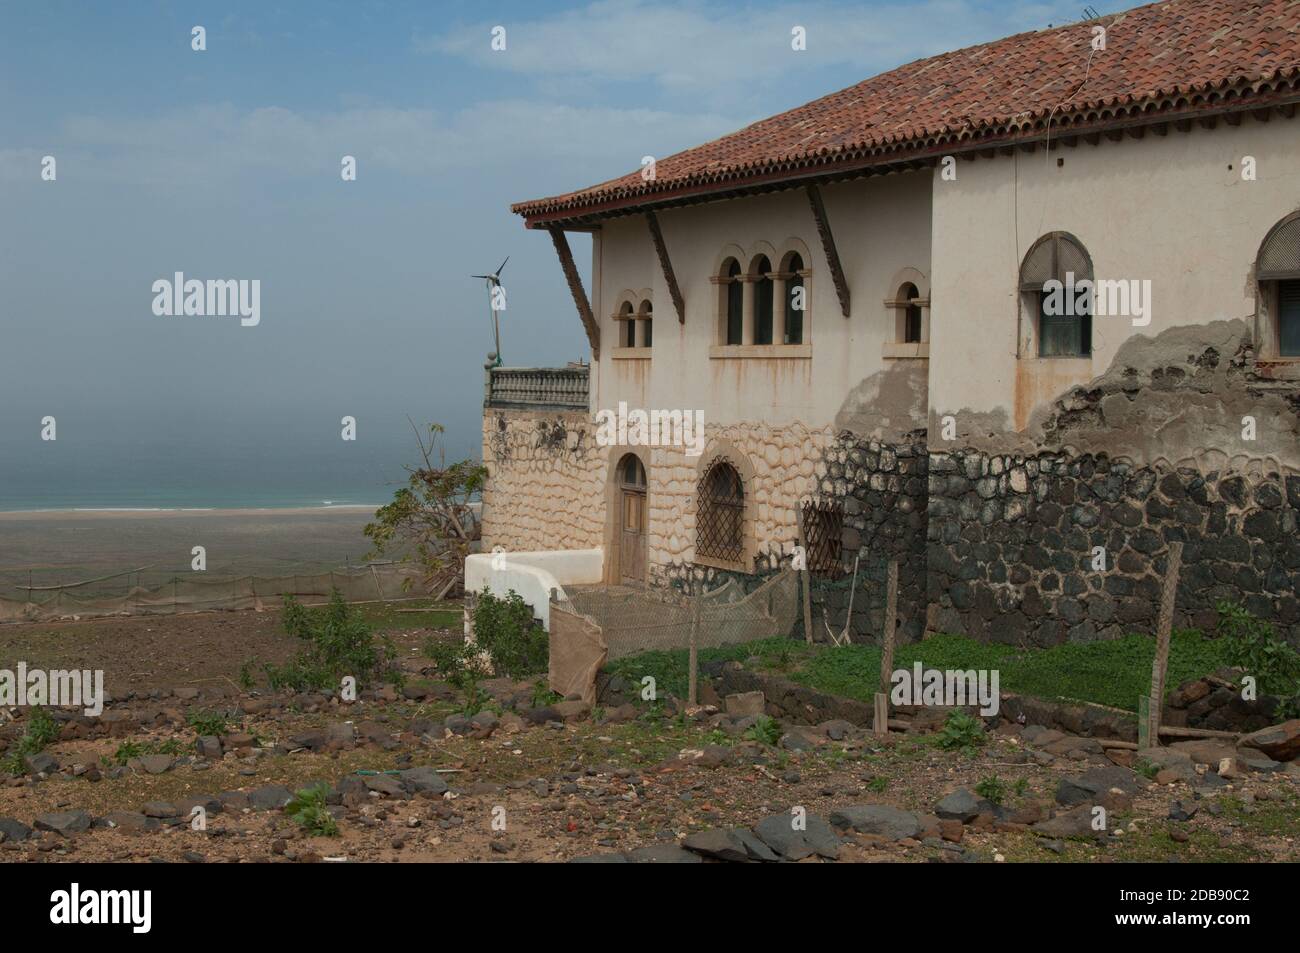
[
  {"left": 900, "top": 282, "right": 922, "bottom": 343},
  {"left": 618, "top": 300, "right": 636, "bottom": 347},
  {"left": 640, "top": 300, "right": 653, "bottom": 348},
  {"left": 784, "top": 252, "right": 805, "bottom": 345},
  {"left": 725, "top": 259, "right": 743, "bottom": 345},
  {"left": 1020, "top": 232, "right": 1093, "bottom": 357},
  {"left": 753, "top": 256, "right": 773, "bottom": 345},
  {"left": 696, "top": 459, "right": 744, "bottom": 563}
]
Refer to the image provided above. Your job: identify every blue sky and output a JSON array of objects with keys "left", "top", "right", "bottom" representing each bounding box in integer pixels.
[{"left": 0, "top": 0, "right": 1084, "bottom": 507}]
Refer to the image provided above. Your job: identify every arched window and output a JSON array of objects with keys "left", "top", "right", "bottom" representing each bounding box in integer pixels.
[
  {"left": 900, "top": 282, "right": 922, "bottom": 344},
  {"left": 721, "top": 259, "right": 743, "bottom": 345},
  {"left": 620, "top": 453, "right": 646, "bottom": 488},
  {"left": 783, "top": 252, "right": 805, "bottom": 345},
  {"left": 752, "top": 255, "right": 774, "bottom": 345},
  {"left": 1257, "top": 213, "right": 1300, "bottom": 358},
  {"left": 1020, "top": 232, "right": 1093, "bottom": 357},
  {"left": 618, "top": 300, "right": 636, "bottom": 347},
  {"left": 639, "top": 300, "right": 653, "bottom": 348},
  {"left": 696, "top": 459, "right": 744, "bottom": 563}
]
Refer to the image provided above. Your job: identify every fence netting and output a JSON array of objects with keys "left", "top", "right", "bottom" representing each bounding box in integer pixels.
[
  {"left": 0, "top": 563, "right": 425, "bottom": 623},
  {"left": 547, "top": 568, "right": 799, "bottom": 702}
]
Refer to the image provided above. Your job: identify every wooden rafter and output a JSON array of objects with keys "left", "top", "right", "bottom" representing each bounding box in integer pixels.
[
  {"left": 645, "top": 211, "right": 685, "bottom": 323},
  {"left": 805, "top": 184, "right": 850, "bottom": 318},
  {"left": 547, "top": 226, "right": 600, "bottom": 358}
]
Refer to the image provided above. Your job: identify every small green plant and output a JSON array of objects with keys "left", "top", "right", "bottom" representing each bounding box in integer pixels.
[
  {"left": 975, "top": 774, "right": 1006, "bottom": 805},
  {"left": 265, "top": 589, "right": 402, "bottom": 692},
  {"left": 937, "top": 710, "right": 986, "bottom": 754},
  {"left": 1215, "top": 601, "right": 1300, "bottom": 717},
  {"left": 744, "top": 714, "right": 783, "bottom": 746},
  {"left": 0, "top": 707, "right": 61, "bottom": 775},
  {"left": 238, "top": 659, "right": 257, "bottom": 691},
  {"left": 530, "top": 680, "right": 562, "bottom": 708},
  {"left": 1133, "top": 757, "right": 1160, "bottom": 781},
  {"left": 110, "top": 738, "right": 183, "bottom": 766},
  {"left": 1013, "top": 777, "right": 1030, "bottom": 798},
  {"left": 471, "top": 588, "right": 548, "bottom": 678},
  {"left": 866, "top": 776, "right": 889, "bottom": 793},
  {"left": 285, "top": 783, "right": 339, "bottom": 837},
  {"left": 186, "top": 709, "right": 228, "bottom": 736},
  {"left": 426, "top": 636, "right": 492, "bottom": 713}
]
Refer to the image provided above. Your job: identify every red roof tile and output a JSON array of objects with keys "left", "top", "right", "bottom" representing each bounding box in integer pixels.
[{"left": 513, "top": 0, "right": 1300, "bottom": 224}]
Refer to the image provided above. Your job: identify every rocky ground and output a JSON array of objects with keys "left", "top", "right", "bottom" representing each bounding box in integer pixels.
[
  {"left": 2, "top": 606, "right": 1298, "bottom": 863},
  {"left": 2, "top": 643, "right": 1297, "bottom": 863}
]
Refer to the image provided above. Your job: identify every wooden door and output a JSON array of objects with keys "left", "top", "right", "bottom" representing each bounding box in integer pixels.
[{"left": 617, "top": 455, "right": 648, "bottom": 585}]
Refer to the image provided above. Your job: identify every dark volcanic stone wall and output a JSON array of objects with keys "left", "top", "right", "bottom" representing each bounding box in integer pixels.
[
  {"left": 809, "top": 434, "right": 929, "bottom": 644},
  {"left": 927, "top": 449, "right": 1300, "bottom": 648}
]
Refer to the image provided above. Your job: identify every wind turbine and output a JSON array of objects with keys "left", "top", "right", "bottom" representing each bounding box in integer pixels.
[{"left": 472, "top": 256, "right": 509, "bottom": 367}]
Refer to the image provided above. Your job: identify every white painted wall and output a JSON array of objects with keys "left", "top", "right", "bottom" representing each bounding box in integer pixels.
[
  {"left": 929, "top": 120, "right": 1300, "bottom": 429},
  {"left": 590, "top": 171, "right": 933, "bottom": 432},
  {"left": 464, "top": 548, "right": 604, "bottom": 633}
]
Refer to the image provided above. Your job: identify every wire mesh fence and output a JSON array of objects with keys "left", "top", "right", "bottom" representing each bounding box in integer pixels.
[
  {"left": 0, "top": 562, "right": 426, "bottom": 623},
  {"left": 547, "top": 569, "right": 799, "bottom": 701}
]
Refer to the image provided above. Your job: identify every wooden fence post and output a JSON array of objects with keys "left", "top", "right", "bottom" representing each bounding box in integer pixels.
[
  {"left": 796, "top": 505, "right": 814, "bottom": 645},
  {"left": 688, "top": 599, "right": 700, "bottom": 708},
  {"left": 1145, "top": 541, "right": 1183, "bottom": 748},
  {"left": 873, "top": 559, "right": 899, "bottom": 736}
]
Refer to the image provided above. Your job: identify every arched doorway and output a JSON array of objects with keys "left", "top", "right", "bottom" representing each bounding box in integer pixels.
[{"left": 617, "top": 453, "right": 648, "bottom": 584}]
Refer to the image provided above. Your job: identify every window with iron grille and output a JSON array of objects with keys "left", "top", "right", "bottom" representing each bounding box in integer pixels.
[
  {"left": 696, "top": 460, "right": 744, "bottom": 564},
  {"left": 800, "top": 498, "right": 843, "bottom": 575}
]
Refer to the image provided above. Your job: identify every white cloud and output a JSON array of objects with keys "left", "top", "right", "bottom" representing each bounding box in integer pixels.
[
  {"left": 418, "top": 0, "right": 1075, "bottom": 93},
  {"left": 0, "top": 100, "right": 745, "bottom": 188}
]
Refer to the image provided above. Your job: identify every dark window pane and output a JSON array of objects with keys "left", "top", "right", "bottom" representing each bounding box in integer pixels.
[
  {"left": 643, "top": 318, "right": 652, "bottom": 348},
  {"left": 1280, "top": 280, "right": 1300, "bottom": 357},
  {"left": 785, "top": 276, "right": 803, "bottom": 344},
  {"left": 726, "top": 277, "right": 743, "bottom": 345},
  {"left": 904, "top": 304, "right": 922, "bottom": 343},
  {"left": 624, "top": 319, "right": 636, "bottom": 347},
  {"left": 1039, "top": 292, "right": 1088, "bottom": 357},
  {"left": 755, "top": 277, "right": 773, "bottom": 345}
]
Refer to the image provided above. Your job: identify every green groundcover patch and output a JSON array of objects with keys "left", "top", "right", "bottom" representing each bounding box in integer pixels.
[{"left": 605, "top": 630, "right": 1243, "bottom": 713}]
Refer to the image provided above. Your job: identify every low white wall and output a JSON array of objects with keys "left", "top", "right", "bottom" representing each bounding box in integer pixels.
[{"left": 463, "top": 548, "right": 604, "bottom": 634}]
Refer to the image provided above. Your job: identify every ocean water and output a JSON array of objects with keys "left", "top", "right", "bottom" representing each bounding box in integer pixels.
[{"left": 0, "top": 438, "right": 410, "bottom": 513}]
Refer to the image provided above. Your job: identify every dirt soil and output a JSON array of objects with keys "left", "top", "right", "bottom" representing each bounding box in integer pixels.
[{"left": 0, "top": 606, "right": 1297, "bottom": 864}]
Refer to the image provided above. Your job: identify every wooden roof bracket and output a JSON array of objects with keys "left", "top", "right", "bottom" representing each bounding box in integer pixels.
[
  {"left": 547, "top": 226, "right": 600, "bottom": 359},
  {"left": 805, "top": 184, "right": 851, "bottom": 317},
  {"left": 646, "top": 211, "right": 686, "bottom": 323}
]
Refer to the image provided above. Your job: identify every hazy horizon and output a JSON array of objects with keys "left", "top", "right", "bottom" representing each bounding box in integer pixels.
[{"left": 0, "top": 0, "right": 1081, "bottom": 511}]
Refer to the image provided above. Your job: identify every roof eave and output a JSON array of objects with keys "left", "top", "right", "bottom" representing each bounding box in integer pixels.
[{"left": 516, "top": 82, "right": 1300, "bottom": 230}]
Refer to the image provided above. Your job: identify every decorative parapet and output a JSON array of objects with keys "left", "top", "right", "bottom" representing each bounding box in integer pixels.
[{"left": 485, "top": 364, "right": 590, "bottom": 411}]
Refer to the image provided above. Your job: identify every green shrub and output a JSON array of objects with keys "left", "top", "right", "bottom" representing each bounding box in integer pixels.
[
  {"left": 285, "top": 783, "right": 339, "bottom": 836},
  {"left": 0, "top": 707, "right": 61, "bottom": 775},
  {"left": 936, "top": 710, "right": 986, "bottom": 754},
  {"left": 265, "top": 589, "right": 401, "bottom": 692},
  {"left": 744, "top": 714, "right": 783, "bottom": 746},
  {"left": 471, "top": 588, "right": 547, "bottom": 679},
  {"left": 110, "top": 738, "right": 183, "bottom": 766},
  {"left": 974, "top": 774, "right": 1006, "bottom": 805},
  {"left": 186, "top": 709, "right": 228, "bottom": 736},
  {"left": 1215, "top": 601, "right": 1300, "bottom": 716}
]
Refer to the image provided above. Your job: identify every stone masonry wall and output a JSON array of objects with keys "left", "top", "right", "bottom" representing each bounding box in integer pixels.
[
  {"left": 480, "top": 410, "right": 605, "bottom": 554},
  {"left": 805, "top": 434, "right": 929, "bottom": 644},
  {"left": 482, "top": 410, "right": 834, "bottom": 588},
  {"left": 927, "top": 449, "right": 1300, "bottom": 648}
]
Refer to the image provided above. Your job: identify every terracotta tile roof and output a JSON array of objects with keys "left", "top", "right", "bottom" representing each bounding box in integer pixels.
[{"left": 513, "top": 0, "right": 1300, "bottom": 225}]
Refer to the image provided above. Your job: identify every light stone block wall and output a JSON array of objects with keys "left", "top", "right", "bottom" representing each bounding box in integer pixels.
[
  {"left": 480, "top": 408, "right": 835, "bottom": 582},
  {"left": 480, "top": 409, "right": 605, "bottom": 554}
]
